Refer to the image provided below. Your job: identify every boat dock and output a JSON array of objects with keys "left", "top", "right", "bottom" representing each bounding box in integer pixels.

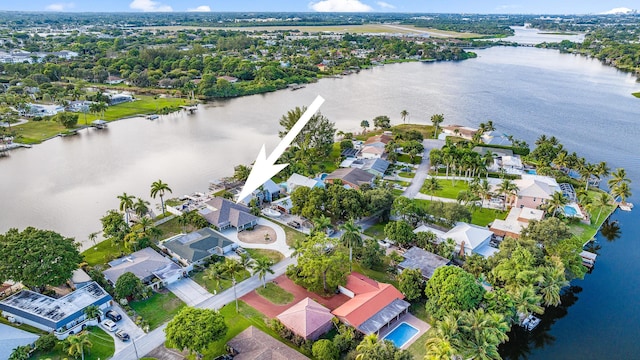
[
  {"left": 146, "top": 114, "right": 159, "bottom": 120},
  {"left": 181, "top": 105, "right": 198, "bottom": 114},
  {"left": 521, "top": 315, "right": 541, "bottom": 331},
  {"left": 91, "top": 119, "right": 108, "bottom": 129},
  {"left": 580, "top": 250, "right": 597, "bottom": 270}
]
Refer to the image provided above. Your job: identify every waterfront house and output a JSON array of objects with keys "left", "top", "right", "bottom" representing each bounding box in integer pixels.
[
  {"left": 489, "top": 207, "right": 544, "bottom": 239},
  {"left": 513, "top": 174, "right": 561, "bottom": 209},
  {"left": 286, "top": 173, "right": 324, "bottom": 193},
  {"left": 325, "top": 168, "right": 375, "bottom": 190},
  {"left": 199, "top": 197, "right": 258, "bottom": 231},
  {"left": 441, "top": 125, "right": 479, "bottom": 140},
  {"left": 398, "top": 246, "right": 450, "bottom": 280},
  {"left": 359, "top": 158, "right": 390, "bottom": 177},
  {"left": 217, "top": 75, "right": 239, "bottom": 83},
  {"left": 161, "top": 228, "right": 236, "bottom": 270},
  {"left": 276, "top": 298, "right": 334, "bottom": 340},
  {"left": 105, "top": 75, "right": 125, "bottom": 85},
  {"left": 444, "top": 223, "right": 497, "bottom": 258},
  {"left": 103, "top": 247, "right": 183, "bottom": 290},
  {"left": 25, "top": 103, "right": 64, "bottom": 117},
  {"left": 360, "top": 145, "right": 385, "bottom": 159},
  {"left": 227, "top": 326, "right": 310, "bottom": 360},
  {"left": 332, "top": 272, "right": 409, "bottom": 335},
  {"left": 0, "top": 282, "right": 112, "bottom": 339},
  {"left": 107, "top": 93, "right": 133, "bottom": 105}
]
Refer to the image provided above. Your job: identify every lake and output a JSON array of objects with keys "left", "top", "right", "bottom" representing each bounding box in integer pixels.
[{"left": 1, "top": 38, "right": 639, "bottom": 358}]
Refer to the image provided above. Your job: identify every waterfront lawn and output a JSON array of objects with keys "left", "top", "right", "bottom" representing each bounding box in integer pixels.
[
  {"left": 12, "top": 120, "right": 69, "bottom": 144},
  {"left": 471, "top": 208, "right": 508, "bottom": 227},
  {"left": 421, "top": 178, "right": 468, "bottom": 199},
  {"left": 246, "top": 248, "right": 284, "bottom": 264},
  {"left": 255, "top": 282, "right": 294, "bottom": 305},
  {"left": 156, "top": 217, "right": 197, "bottom": 239},
  {"left": 82, "top": 239, "right": 124, "bottom": 266},
  {"left": 200, "top": 301, "right": 299, "bottom": 358},
  {"left": 98, "top": 96, "right": 187, "bottom": 121},
  {"left": 192, "top": 269, "right": 251, "bottom": 295},
  {"left": 32, "top": 326, "right": 114, "bottom": 360},
  {"left": 393, "top": 123, "right": 436, "bottom": 139},
  {"left": 130, "top": 292, "right": 185, "bottom": 330},
  {"left": 569, "top": 190, "right": 617, "bottom": 243},
  {"left": 363, "top": 222, "right": 387, "bottom": 239}
]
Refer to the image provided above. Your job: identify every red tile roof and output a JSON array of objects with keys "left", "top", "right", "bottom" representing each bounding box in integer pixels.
[
  {"left": 277, "top": 298, "right": 334, "bottom": 340},
  {"left": 331, "top": 272, "right": 405, "bottom": 328}
]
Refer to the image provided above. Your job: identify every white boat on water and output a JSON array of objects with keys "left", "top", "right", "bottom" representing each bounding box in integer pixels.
[
  {"left": 146, "top": 115, "right": 159, "bottom": 120},
  {"left": 521, "top": 315, "right": 541, "bottom": 331},
  {"left": 619, "top": 202, "right": 634, "bottom": 211}
]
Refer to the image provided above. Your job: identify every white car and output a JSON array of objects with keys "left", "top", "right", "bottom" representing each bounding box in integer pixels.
[{"left": 102, "top": 319, "right": 118, "bottom": 332}]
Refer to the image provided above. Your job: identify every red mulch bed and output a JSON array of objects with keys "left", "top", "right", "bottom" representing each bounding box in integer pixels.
[{"left": 241, "top": 274, "right": 350, "bottom": 318}]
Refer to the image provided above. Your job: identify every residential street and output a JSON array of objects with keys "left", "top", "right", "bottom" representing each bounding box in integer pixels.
[{"left": 111, "top": 256, "right": 297, "bottom": 360}]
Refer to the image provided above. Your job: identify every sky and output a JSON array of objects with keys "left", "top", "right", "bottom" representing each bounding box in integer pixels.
[{"left": 0, "top": 0, "right": 638, "bottom": 14}]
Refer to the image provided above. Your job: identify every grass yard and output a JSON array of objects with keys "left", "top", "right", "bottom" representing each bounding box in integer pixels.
[
  {"left": 407, "top": 332, "right": 428, "bottom": 359},
  {"left": 421, "top": 178, "right": 469, "bottom": 199},
  {"left": 471, "top": 207, "right": 508, "bottom": 227},
  {"left": 82, "top": 239, "right": 124, "bottom": 267},
  {"left": 200, "top": 301, "right": 302, "bottom": 358},
  {"left": 32, "top": 326, "right": 114, "bottom": 360},
  {"left": 633, "top": 91, "right": 640, "bottom": 98},
  {"left": 283, "top": 225, "right": 306, "bottom": 247},
  {"left": 363, "top": 222, "right": 387, "bottom": 239},
  {"left": 398, "top": 172, "right": 416, "bottom": 178},
  {"left": 397, "top": 154, "right": 422, "bottom": 164},
  {"left": 192, "top": 269, "right": 251, "bottom": 295},
  {"left": 393, "top": 124, "right": 436, "bottom": 139},
  {"left": 156, "top": 217, "right": 197, "bottom": 239},
  {"left": 246, "top": 248, "right": 284, "bottom": 264},
  {"left": 130, "top": 292, "right": 186, "bottom": 330},
  {"left": 255, "top": 282, "right": 294, "bottom": 305},
  {"left": 569, "top": 190, "right": 617, "bottom": 243},
  {"left": 352, "top": 261, "right": 397, "bottom": 287},
  {"left": 12, "top": 120, "right": 69, "bottom": 144}
]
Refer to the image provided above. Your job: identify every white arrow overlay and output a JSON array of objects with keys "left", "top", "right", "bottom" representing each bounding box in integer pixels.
[{"left": 236, "top": 95, "right": 325, "bottom": 203}]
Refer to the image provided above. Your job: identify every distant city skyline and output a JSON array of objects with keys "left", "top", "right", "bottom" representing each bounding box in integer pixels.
[{"left": 0, "top": 0, "right": 638, "bottom": 14}]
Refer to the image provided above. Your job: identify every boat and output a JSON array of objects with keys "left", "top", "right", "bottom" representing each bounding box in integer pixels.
[
  {"left": 146, "top": 115, "right": 159, "bottom": 120},
  {"left": 619, "top": 202, "right": 634, "bottom": 211},
  {"left": 288, "top": 83, "right": 306, "bottom": 91},
  {"left": 91, "top": 119, "right": 108, "bottom": 129},
  {"left": 521, "top": 315, "right": 541, "bottom": 331}
]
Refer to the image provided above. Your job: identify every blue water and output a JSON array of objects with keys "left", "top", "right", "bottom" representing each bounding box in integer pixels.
[
  {"left": 384, "top": 322, "right": 419, "bottom": 348},
  {"left": 526, "top": 169, "right": 537, "bottom": 175},
  {"left": 564, "top": 205, "right": 578, "bottom": 216}
]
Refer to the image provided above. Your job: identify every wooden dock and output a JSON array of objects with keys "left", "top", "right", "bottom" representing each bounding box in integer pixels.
[{"left": 580, "top": 250, "right": 597, "bottom": 269}]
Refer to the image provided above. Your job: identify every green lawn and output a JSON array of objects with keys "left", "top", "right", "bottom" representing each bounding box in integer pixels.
[
  {"left": 192, "top": 269, "right": 251, "bottom": 295},
  {"left": 397, "top": 154, "right": 422, "bottom": 164},
  {"left": 633, "top": 91, "right": 640, "bottom": 98},
  {"left": 471, "top": 207, "right": 508, "bottom": 227},
  {"left": 82, "top": 239, "right": 124, "bottom": 267},
  {"left": 363, "top": 222, "right": 387, "bottom": 239},
  {"left": 12, "top": 120, "right": 69, "bottom": 144},
  {"left": 569, "top": 190, "right": 617, "bottom": 243},
  {"left": 398, "top": 172, "right": 415, "bottom": 178},
  {"left": 246, "top": 248, "right": 284, "bottom": 264},
  {"left": 283, "top": 225, "right": 306, "bottom": 247},
  {"left": 421, "top": 178, "right": 469, "bottom": 199},
  {"left": 407, "top": 332, "right": 428, "bottom": 359},
  {"left": 352, "top": 261, "right": 397, "bottom": 287},
  {"left": 200, "top": 301, "right": 305, "bottom": 359},
  {"left": 156, "top": 217, "right": 198, "bottom": 239},
  {"left": 130, "top": 292, "right": 186, "bottom": 330},
  {"left": 255, "top": 282, "right": 294, "bottom": 305},
  {"left": 32, "top": 326, "right": 114, "bottom": 360}
]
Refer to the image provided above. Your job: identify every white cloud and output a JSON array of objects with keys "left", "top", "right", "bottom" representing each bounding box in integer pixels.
[
  {"left": 376, "top": 1, "right": 395, "bottom": 9},
  {"left": 129, "top": 0, "right": 173, "bottom": 12},
  {"left": 46, "top": 2, "right": 74, "bottom": 11},
  {"left": 601, "top": 7, "right": 633, "bottom": 14},
  {"left": 188, "top": 5, "right": 211, "bottom": 12},
  {"left": 310, "top": 0, "right": 373, "bottom": 12}
]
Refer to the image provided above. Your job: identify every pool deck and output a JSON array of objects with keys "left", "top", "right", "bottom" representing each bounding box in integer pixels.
[{"left": 378, "top": 313, "right": 431, "bottom": 349}]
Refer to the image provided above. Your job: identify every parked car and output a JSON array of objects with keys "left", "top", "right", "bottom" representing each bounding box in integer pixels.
[
  {"left": 235, "top": 247, "right": 247, "bottom": 256},
  {"left": 287, "top": 221, "right": 301, "bottom": 228},
  {"left": 102, "top": 319, "right": 118, "bottom": 332},
  {"left": 105, "top": 310, "right": 122, "bottom": 322},
  {"left": 115, "top": 330, "right": 130, "bottom": 341}
]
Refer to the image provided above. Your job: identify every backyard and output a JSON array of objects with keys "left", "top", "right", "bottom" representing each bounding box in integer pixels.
[
  {"left": 30, "top": 326, "right": 114, "bottom": 360},
  {"left": 130, "top": 291, "right": 185, "bottom": 329},
  {"left": 192, "top": 268, "right": 251, "bottom": 295}
]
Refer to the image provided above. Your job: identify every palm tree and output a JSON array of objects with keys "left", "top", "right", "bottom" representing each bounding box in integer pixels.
[
  {"left": 177, "top": 213, "right": 190, "bottom": 233},
  {"left": 133, "top": 198, "right": 150, "bottom": 219},
  {"left": 64, "top": 332, "right": 92, "bottom": 360},
  {"left": 360, "top": 120, "right": 369, "bottom": 134},
  {"left": 546, "top": 191, "right": 569, "bottom": 217},
  {"left": 339, "top": 219, "right": 363, "bottom": 270},
  {"left": 424, "top": 177, "right": 442, "bottom": 201},
  {"left": 593, "top": 192, "right": 611, "bottom": 224},
  {"left": 478, "top": 179, "right": 492, "bottom": 208},
  {"left": 431, "top": 113, "right": 444, "bottom": 139},
  {"left": 497, "top": 179, "right": 519, "bottom": 210},
  {"left": 88, "top": 231, "right": 99, "bottom": 246},
  {"left": 203, "top": 263, "right": 224, "bottom": 292},
  {"left": 538, "top": 264, "right": 569, "bottom": 307},
  {"left": 313, "top": 215, "right": 332, "bottom": 235},
  {"left": 150, "top": 179, "right": 172, "bottom": 215},
  {"left": 355, "top": 334, "right": 380, "bottom": 360},
  {"left": 611, "top": 182, "right": 632, "bottom": 205},
  {"left": 608, "top": 168, "right": 630, "bottom": 190},
  {"left": 252, "top": 258, "right": 275, "bottom": 288},
  {"left": 84, "top": 305, "right": 101, "bottom": 323},
  {"left": 147, "top": 225, "right": 163, "bottom": 242},
  {"left": 400, "top": 109, "right": 409, "bottom": 124},
  {"left": 511, "top": 286, "right": 544, "bottom": 323},
  {"left": 553, "top": 151, "right": 569, "bottom": 172},
  {"left": 9, "top": 346, "right": 31, "bottom": 360},
  {"left": 425, "top": 313, "right": 460, "bottom": 360},
  {"left": 117, "top": 192, "right": 135, "bottom": 224},
  {"left": 579, "top": 162, "right": 597, "bottom": 191},
  {"left": 220, "top": 258, "right": 244, "bottom": 312},
  {"left": 458, "top": 308, "right": 509, "bottom": 360},
  {"left": 136, "top": 216, "right": 154, "bottom": 233},
  {"left": 595, "top": 161, "right": 610, "bottom": 180}
]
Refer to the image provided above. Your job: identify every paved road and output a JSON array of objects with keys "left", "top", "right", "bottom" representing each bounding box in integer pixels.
[
  {"left": 403, "top": 139, "right": 445, "bottom": 199},
  {"left": 111, "top": 256, "right": 297, "bottom": 360}
]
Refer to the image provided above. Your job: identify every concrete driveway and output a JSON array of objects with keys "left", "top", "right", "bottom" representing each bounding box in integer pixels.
[
  {"left": 166, "top": 278, "right": 213, "bottom": 306},
  {"left": 100, "top": 304, "right": 145, "bottom": 353},
  {"left": 403, "top": 139, "right": 445, "bottom": 199},
  {"left": 222, "top": 218, "right": 293, "bottom": 257}
]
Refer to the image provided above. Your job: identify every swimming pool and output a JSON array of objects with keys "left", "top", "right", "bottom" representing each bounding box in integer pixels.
[
  {"left": 383, "top": 322, "right": 419, "bottom": 348},
  {"left": 526, "top": 169, "right": 537, "bottom": 175},
  {"left": 564, "top": 205, "right": 578, "bottom": 216}
]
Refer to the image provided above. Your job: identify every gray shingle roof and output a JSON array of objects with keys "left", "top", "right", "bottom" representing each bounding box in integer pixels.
[
  {"left": 200, "top": 197, "right": 258, "bottom": 228},
  {"left": 103, "top": 247, "right": 182, "bottom": 284},
  {"left": 398, "top": 246, "right": 450, "bottom": 279},
  {"left": 326, "top": 168, "right": 374, "bottom": 187},
  {"left": 163, "top": 228, "right": 234, "bottom": 263}
]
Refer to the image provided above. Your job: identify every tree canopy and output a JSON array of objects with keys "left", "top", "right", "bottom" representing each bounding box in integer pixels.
[
  {"left": 279, "top": 106, "right": 336, "bottom": 157},
  {"left": 287, "top": 233, "right": 348, "bottom": 294},
  {"left": 425, "top": 266, "right": 485, "bottom": 320},
  {"left": 165, "top": 307, "right": 228, "bottom": 355},
  {"left": 114, "top": 272, "right": 145, "bottom": 300},
  {"left": 0, "top": 227, "right": 82, "bottom": 291}
]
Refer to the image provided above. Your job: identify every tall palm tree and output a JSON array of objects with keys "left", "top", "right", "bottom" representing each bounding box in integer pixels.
[
  {"left": 150, "top": 179, "right": 172, "bottom": 215},
  {"left": 608, "top": 168, "right": 630, "bottom": 190},
  {"left": 595, "top": 161, "right": 610, "bottom": 180},
  {"left": 117, "top": 192, "right": 135, "bottom": 224},
  {"left": 458, "top": 308, "right": 509, "bottom": 360},
  {"left": 579, "top": 162, "right": 597, "bottom": 191},
  {"left": 497, "top": 179, "right": 519, "bottom": 210},
  {"left": 424, "top": 177, "right": 442, "bottom": 201},
  {"left": 64, "top": 332, "right": 92, "bottom": 360},
  {"left": 400, "top": 109, "right": 409, "bottom": 124},
  {"left": 88, "top": 231, "right": 99, "bottom": 246},
  {"left": 553, "top": 151, "right": 569, "bottom": 172},
  {"left": 339, "top": 219, "right": 363, "bottom": 270},
  {"left": 425, "top": 313, "right": 460, "bottom": 360},
  {"left": 478, "top": 179, "right": 492, "bottom": 208},
  {"left": 546, "top": 191, "right": 569, "bottom": 217},
  {"left": 593, "top": 192, "right": 611, "bottom": 224},
  {"left": 511, "top": 286, "right": 544, "bottom": 323},
  {"left": 355, "top": 334, "right": 380, "bottom": 360},
  {"left": 177, "top": 212, "right": 190, "bottom": 233},
  {"left": 611, "top": 182, "right": 632, "bottom": 205},
  {"left": 203, "top": 263, "right": 224, "bottom": 292},
  {"left": 431, "top": 113, "right": 444, "bottom": 139},
  {"left": 252, "top": 258, "right": 275, "bottom": 288},
  {"left": 135, "top": 216, "right": 154, "bottom": 233},
  {"left": 133, "top": 198, "right": 150, "bottom": 219},
  {"left": 84, "top": 305, "right": 101, "bottom": 323},
  {"left": 538, "top": 264, "right": 569, "bottom": 307},
  {"left": 220, "top": 258, "right": 244, "bottom": 312}
]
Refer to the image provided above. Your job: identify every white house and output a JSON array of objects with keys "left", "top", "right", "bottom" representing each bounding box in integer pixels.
[
  {"left": 444, "top": 223, "right": 497, "bottom": 258},
  {"left": 286, "top": 173, "right": 324, "bottom": 193}
]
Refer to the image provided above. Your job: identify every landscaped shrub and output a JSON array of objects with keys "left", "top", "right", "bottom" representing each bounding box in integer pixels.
[{"left": 35, "top": 333, "right": 57, "bottom": 351}]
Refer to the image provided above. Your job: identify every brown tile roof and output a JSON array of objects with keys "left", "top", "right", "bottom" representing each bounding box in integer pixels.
[
  {"left": 364, "top": 134, "right": 392, "bottom": 145},
  {"left": 227, "top": 326, "right": 309, "bottom": 360},
  {"left": 331, "top": 272, "right": 405, "bottom": 329}
]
